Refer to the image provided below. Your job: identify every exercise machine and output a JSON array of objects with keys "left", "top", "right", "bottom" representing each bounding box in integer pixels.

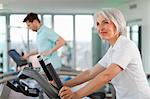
[
  {"left": 5, "top": 50, "right": 62, "bottom": 99},
  {"left": 0, "top": 49, "right": 44, "bottom": 99}
]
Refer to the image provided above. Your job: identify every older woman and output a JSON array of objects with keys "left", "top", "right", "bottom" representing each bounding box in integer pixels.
[{"left": 59, "top": 8, "right": 150, "bottom": 99}]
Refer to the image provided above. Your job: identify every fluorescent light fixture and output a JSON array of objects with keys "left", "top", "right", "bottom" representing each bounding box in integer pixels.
[{"left": 0, "top": 4, "right": 3, "bottom": 9}]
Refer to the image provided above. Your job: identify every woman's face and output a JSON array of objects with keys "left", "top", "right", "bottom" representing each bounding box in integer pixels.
[{"left": 96, "top": 15, "right": 118, "bottom": 40}]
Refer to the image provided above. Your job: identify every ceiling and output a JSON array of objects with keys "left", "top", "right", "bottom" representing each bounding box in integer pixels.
[{"left": 0, "top": 0, "right": 137, "bottom": 13}]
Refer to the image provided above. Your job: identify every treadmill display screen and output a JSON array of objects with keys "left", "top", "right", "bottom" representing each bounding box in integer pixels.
[{"left": 8, "top": 49, "right": 28, "bottom": 66}]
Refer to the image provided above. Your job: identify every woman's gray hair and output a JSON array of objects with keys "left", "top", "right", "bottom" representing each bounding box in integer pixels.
[{"left": 94, "top": 8, "right": 127, "bottom": 36}]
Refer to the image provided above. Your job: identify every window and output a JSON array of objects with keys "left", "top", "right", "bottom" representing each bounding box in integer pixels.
[
  {"left": 127, "top": 25, "right": 142, "bottom": 54},
  {"left": 0, "top": 16, "right": 7, "bottom": 72},
  {"left": 54, "top": 15, "right": 73, "bottom": 67},
  {"left": 131, "top": 25, "right": 139, "bottom": 47},
  {"left": 75, "top": 15, "right": 94, "bottom": 70},
  {"left": 10, "top": 14, "right": 27, "bottom": 51},
  {"left": 43, "top": 15, "right": 52, "bottom": 28}
]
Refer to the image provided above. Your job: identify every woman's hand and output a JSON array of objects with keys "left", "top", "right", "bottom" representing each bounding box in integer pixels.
[{"left": 59, "top": 86, "right": 81, "bottom": 99}]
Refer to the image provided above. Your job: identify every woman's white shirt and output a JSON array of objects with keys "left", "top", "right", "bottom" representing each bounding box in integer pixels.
[{"left": 98, "top": 35, "right": 150, "bottom": 99}]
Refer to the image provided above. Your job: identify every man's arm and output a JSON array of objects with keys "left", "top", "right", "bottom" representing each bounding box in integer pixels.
[
  {"left": 22, "top": 49, "right": 38, "bottom": 59},
  {"left": 40, "top": 37, "right": 66, "bottom": 56},
  {"left": 64, "top": 64, "right": 106, "bottom": 87},
  {"left": 51, "top": 36, "right": 66, "bottom": 54}
]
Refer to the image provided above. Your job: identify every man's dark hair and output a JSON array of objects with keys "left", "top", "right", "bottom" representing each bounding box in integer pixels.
[{"left": 23, "top": 12, "right": 40, "bottom": 23}]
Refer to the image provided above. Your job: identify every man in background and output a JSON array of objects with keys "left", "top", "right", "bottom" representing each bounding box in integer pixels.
[{"left": 22, "top": 12, "right": 65, "bottom": 69}]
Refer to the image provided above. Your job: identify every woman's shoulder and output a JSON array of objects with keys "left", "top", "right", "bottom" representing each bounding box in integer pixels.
[{"left": 115, "top": 35, "right": 138, "bottom": 51}]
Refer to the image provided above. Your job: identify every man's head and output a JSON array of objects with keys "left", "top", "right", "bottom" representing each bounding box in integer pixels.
[{"left": 23, "top": 13, "right": 41, "bottom": 32}]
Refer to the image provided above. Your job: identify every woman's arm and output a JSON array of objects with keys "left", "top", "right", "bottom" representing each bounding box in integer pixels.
[
  {"left": 76, "top": 63, "right": 123, "bottom": 98},
  {"left": 64, "top": 63, "right": 106, "bottom": 87},
  {"left": 59, "top": 64, "right": 123, "bottom": 99}
]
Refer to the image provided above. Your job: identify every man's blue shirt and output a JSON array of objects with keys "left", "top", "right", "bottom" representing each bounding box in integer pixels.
[{"left": 36, "top": 25, "right": 61, "bottom": 69}]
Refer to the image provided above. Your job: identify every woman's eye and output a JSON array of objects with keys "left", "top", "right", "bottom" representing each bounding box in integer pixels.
[
  {"left": 96, "top": 22, "right": 99, "bottom": 26},
  {"left": 104, "top": 21, "right": 109, "bottom": 24}
]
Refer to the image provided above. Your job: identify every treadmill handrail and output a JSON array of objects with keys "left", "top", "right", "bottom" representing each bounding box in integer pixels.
[
  {"left": 37, "top": 55, "right": 53, "bottom": 81},
  {"left": 37, "top": 55, "right": 63, "bottom": 90},
  {"left": 46, "top": 63, "right": 63, "bottom": 90}
]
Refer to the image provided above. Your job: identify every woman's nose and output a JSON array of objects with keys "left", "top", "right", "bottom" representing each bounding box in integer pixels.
[{"left": 99, "top": 25, "right": 104, "bottom": 32}]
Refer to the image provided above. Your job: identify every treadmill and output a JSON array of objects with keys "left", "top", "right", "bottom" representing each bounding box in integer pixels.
[
  {"left": 7, "top": 49, "right": 63, "bottom": 98},
  {"left": 16, "top": 55, "right": 63, "bottom": 98},
  {"left": 5, "top": 49, "right": 41, "bottom": 98}
]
